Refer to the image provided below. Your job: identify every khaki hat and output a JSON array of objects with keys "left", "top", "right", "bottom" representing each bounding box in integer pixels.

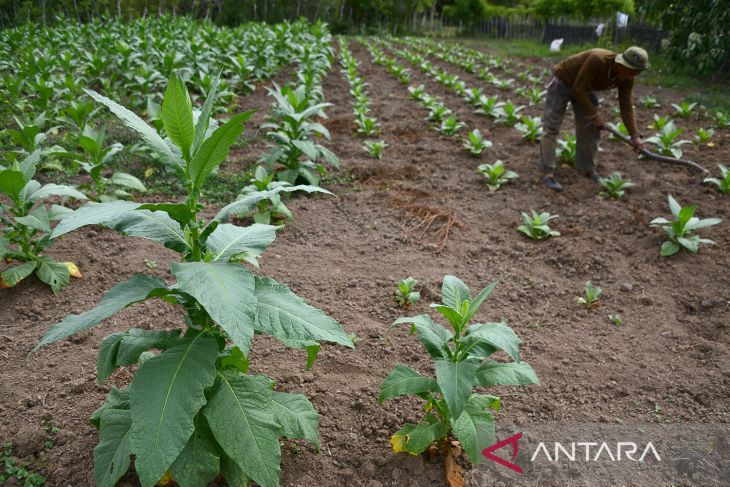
[{"left": 616, "top": 46, "right": 650, "bottom": 70}]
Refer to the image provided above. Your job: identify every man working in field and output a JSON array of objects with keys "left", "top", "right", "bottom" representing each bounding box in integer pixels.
[{"left": 539, "top": 46, "right": 648, "bottom": 192}]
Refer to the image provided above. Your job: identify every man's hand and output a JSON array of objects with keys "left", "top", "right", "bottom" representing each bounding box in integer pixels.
[
  {"left": 631, "top": 137, "right": 644, "bottom": 153},
  {"left": 591, "top": 113, "right": 605, "bottom": 131}
]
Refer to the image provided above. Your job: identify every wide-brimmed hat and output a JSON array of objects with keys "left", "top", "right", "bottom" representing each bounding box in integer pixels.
[{"left": 616, "top": 46, "right": 649, "bottom": 71}]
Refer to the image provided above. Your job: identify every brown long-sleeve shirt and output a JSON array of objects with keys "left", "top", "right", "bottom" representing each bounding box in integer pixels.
[{"left": 554, "top": 48, "right": 639, "bottom": 137}]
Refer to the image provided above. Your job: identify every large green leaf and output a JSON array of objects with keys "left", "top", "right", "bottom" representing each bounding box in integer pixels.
[
  {"left": 474, "top": 361, "right": 539, "bottom": 388},
  {"left": 206, "top": 223, "right": 277, "bottom": 262},
  {"left": 90, "top": 386, "right": 130, "bottom": 429},
  {"left": 26, "top": 183, "right": 87, "bottom": 203},
  {"left": 0, "top": 169, "right": 26, "bottom": 200},
  {"left": 435, "top": 359, "right": 477, "bottom": 419},
  {"left": 97, "top": 333, "right": 126, "bottom": 383},
  {"left": 271, "top": 391, "right": 320, "bottom": 448},
  {"left": 162, "top": 72, "right": 195, "bottom": 160},
  {"left": 214, "top": 185, "right": 331, "bottom": 222},
  {"left": 35, "top": 256, "right": 70, "bottom": 294},
  {"left": 192, "top": 72, "right": 221, "bottom": 156},
  {"left": 379, "top": 364, "right": 439, "bottom": 403},
  {"left": 110, "top": 209, "right": 190, "bottom": 252},
  {"left": 170, "top": 416, "right": 221, "bottom": 487},
  {"left": 463, "top": 322, "right": 521, "bottom": 362},
  {"left": 452, "top": 395, "right": 496, "bottom": 464},
  {"left": 204, "top": 372, "right": 281, "bottom": 487},
  {"left": 463, "top": 280, "right": 498, "bottom": 323},
  {"left": 1, "top": 261, "right": 37, "bottom": 288},
  {"left": 172, "top": 261, "right": 256, "bottom": 355},
  {"left": 93, "top": 408, "right": 132, "bottom": 487},
  {"left": 84, "top": 88, "right": 182, "bottom": 171},
  {"left": 51, "top": 200, "right": 141, "bottom": 238},
  {"left": 188, "top": 111, "right": 255, "bottom": 189},
  {"left": 0, "top": 237, "right": 9, "bottom": 259},
  {"left": 15, "top": 205, "right": 51, "bottom": 233},
  {"left": 390, "top": 420, "right": 449, "bottom": 455},
  {"left": 392, "top": 314, "right": 452, "bottom": 359},
  {"left": 34, "top": 274, "right": 167, "bottom": 351},
  {"left": 254, "top": 276, "right": 353, "bottom": 347},
  {"left": 220, "top": 452, "right": 249, "bottom": 487},
  {"left": 129, "top": 334, "right": 218, "bottom": 487},
  {"left": 97, "top": 329, "right": 182, "bottom": 382},
  {"left": 441, "top": 275, "right": 472, "bottom": 310}
]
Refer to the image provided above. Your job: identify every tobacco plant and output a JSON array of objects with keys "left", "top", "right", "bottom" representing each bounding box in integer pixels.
[
  {"left": 650, "top": 195, "right": 721, "bottom": 256},
  {"left": 498, "top": 101, "right": 525, "bottom": 127},
  {"left": 238, "top": 165, "right": 294, "bottom": 224},
  {"left": 525, "top": 87, "right": 546, "bottom": 105},
  {"left": 363, "top": 140, "right": 387, "bottom": 160},
  {"left": 640, "top": 95, "right": 660, "bottom": 108},
  {"left": 556, "top": 133, "right": 576, "bottom": 165},
  {"left": 394, "top": 276, "right": 420, "bottom": 307},
  {"left": 477, "top": 161, "right": 518, "bottom": 192},
  {"left": 474, "top": 95, "right": 504, "bottom": 119},
  {"left": 380, "top": 276, "right": 538, "bottom": 463},
  {"left": 577, "top": 281, "right": 602, "bottom": 308},
  {"left": 518, "top": 211, "right": 559, "bottom": 240},
  {"left": 463, "top": 129, "right": 492, "bottom": 157},
  {"left": 261, "top": 83, "right": 339, "bottom": 186},
  {"left": 649, "top": 114, "right": 671, "bottom": 131},
  {"left": 704, "top": 165, "right": 730, "bottom": 194},
  {"left": 599, "top": 172, "right": 635, "bottom": 199},
  {"left": 33, "top": 74, "right": 353, "bottom": 487},
  {"left": 671, "top": 101, "right": 698, "bottom": 119},
  {"left": 694, "top": 128, "right": 715, "bottom": 146},
  {"left": 713, "top": 111, "right": 730, "bottom": 129},
  {"left": 0, "top": 151, "right": 86, "bottom": 293},
  {"left": 646, "top": 121, "right": 691, "bottom": 159},
  {"left": 515, "top": 116, "right": 543, "bottom": 143},
  {"left": 439, "top": 116, "right": 465, "bottom": 137},
  {"left": 73, "top": 125, "right": 146, "bottom": 201}
]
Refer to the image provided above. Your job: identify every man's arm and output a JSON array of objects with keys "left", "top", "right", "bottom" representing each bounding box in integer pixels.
[{"left": 618, "top": 79, "right": 640, "bottom": 137}]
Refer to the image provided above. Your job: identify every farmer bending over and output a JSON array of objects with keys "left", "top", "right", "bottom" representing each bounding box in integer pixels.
[{"left": 539, "top": 46, "right": 648, "bottom": 192}]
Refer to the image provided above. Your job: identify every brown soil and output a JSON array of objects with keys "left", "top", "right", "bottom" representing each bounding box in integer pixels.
[{"left": 1, "top": 38, "right": 729, "bottom": 487}]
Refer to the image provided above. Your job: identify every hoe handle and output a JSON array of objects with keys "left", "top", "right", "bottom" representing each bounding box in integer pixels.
[{"left": 605, "top": 124, "right": 709, "bottom": 174}]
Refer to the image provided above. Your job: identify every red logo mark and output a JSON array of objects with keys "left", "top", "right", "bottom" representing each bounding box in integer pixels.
[{"left": 482, "top": 432, "right": 523, "bottom": 473}]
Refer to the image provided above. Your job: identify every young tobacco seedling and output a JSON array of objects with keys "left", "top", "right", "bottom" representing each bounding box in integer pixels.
[
  {"left": 646, "top": 121, "right": 690, "bottom": 159},
  {"left": 74, "top": 125, "right": 146, "bottom": 201},
  {"left": 640, "top": 95, "right": 660, "bottom": 108},
  {"left": 238, "top": 165, "right": 294, "bottom": 224},
  {"left": 556, "top": 133, "right": 576, "bottom": 166},
  {"left": 380, "top": 276, "right": 538, "bottom": 464},
  {"left": 33, "top": 73, "right": 353, "bottom": 487},
  {"left": 648, "top": 114, "right": 671, "bottom": 131},
  {"left": 363, "top": 140, "right": 387, "bottom": 160},
  {"left": 355, "top": 114, "right": 380, "bottom": 137},
  {"left": 671, "top": 101, "right": 698, "bottom": 119},
  {"left": 713, "top": 110, "right": 730, "bottom": 129},
  {"left": 518, "top": 211, "right": 560, "bottom": 240},
  {"left": 525, "top": 87, "right": 546, "bottom": 105},
  {"left": 427, "top": 104, "right": 452, "bottom": 123},
  {"left": 463, "top": 129, "right": 492, "bottom": 156},
  {"left": 0, "top": 151, "right": 86, "bottom": 293},
  {"left": 694, "top": 128, "right": 715, "bottom": 146},
  {"left": 515, "top": 116, "right": 543, "bottom": 143},
  {"left": 599, "top": 172, "right": 635, "bottom": 199},
  {"left": 474, "top": 95, "right": 504, "bottom": 119},
  {"left": 407, "top": 84, "right": 426, "bottom": 101},
  {"left": 439, "top": 116, "right": 465, "bottom": 136},
  {"left": 704, "top": 165, "right": 730, "bottom": 194},
  {"left": 261, "top": 83, "right": 340, "bottom": 186},
  {"left": 650, "top": 195, "right": 721, "bottom": 256},
  {"left": 498, "top": 101, "right": 525, "bottom": 127},
  {"left": 394, "top": 276, "right": 420, "bottom": 307},
  {"left": 608, "top": 314, "right": 623, "bottom": 326},
  {"left": 477, "top": 160, "right": 518, "bottom": 192},
  {"left": 577, "top": 281, "right": 603, "bottom": 308}
]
